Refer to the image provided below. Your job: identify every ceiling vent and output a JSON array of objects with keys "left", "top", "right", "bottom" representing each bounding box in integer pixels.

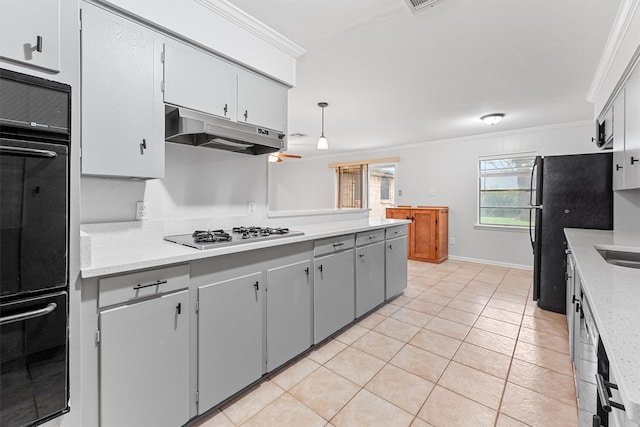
[{"left": 405, "top": 0, "right": 446, "bottom": 13}]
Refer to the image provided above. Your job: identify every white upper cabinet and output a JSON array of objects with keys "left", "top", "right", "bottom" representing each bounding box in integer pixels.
[
  {"left": 624, "top": 67, "right": 640, "bottom": 189},
  {"left": 613, "top": 88, "right": 625, "bottom": 191},
  {"left": 163, "top": 42, "right": 236, "bottom": 120},
  {"left": 237, "top": 69, "right": 287, "bottom": 133},
  {"left": 0, "top": 0, "right": 61, "bottom": 72},
  {"left": 81, "top": 3, "right": 164, "bottom": 179}
]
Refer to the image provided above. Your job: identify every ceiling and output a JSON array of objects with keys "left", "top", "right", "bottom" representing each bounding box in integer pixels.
[{"left": 227, "top": 0, "right": 620, "bottom": 158}]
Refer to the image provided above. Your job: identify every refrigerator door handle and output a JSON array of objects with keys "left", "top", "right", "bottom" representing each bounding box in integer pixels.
[
  {"left": 529, "top": 161, "right": 537, "bottom": 207},
  {"left": 529, "top": 205, "right": 542, "bottom": 250}
]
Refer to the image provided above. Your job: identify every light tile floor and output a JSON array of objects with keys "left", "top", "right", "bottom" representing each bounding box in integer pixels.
[{"left": 194, "top": 260, "right": 576, "bottom": 427}]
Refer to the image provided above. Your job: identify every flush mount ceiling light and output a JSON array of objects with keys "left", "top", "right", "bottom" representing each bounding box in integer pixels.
[
  {"left": 317, "top": 102, "right": 329, "bottom": 150},
  {"left": 480, "top": 113, "right": 505, "bottom": 126}
]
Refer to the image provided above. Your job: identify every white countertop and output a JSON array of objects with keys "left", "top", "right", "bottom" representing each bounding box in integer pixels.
[
  {"left": 81, "top": 218, "right": 410, "bottom": 279},
  {"left": 564, "top": 228, "right": 640, "bottom": 423}
]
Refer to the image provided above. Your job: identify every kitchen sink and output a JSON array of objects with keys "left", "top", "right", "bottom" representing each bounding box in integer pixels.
[{"left": 596, "top": 248, "right": 640, "bottom": 269}]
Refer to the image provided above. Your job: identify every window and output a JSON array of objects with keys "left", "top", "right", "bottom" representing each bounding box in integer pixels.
[
  {"left": 330, "top": 157, "right": 399, "bottom": 215},
  {"left": 337, "top": 164, "right": 367, "bottom": 208},
  {"left": 478, "top": 153, "right": 536, "bottom": 227},
  {"left": 380, "top": 176, "right": 391, "bottom": 200}
]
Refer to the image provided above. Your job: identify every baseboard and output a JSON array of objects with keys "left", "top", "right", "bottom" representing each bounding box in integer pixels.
[{"left": 447, "top": 255, "right": 533, "bottom": 271}]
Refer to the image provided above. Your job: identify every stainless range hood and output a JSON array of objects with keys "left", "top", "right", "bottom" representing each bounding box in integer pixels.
[{"left": 165, "top": 106, "right": 285, "bottom": 155}]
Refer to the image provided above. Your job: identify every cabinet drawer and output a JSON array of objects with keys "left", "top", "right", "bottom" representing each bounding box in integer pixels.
[
  {"left": 356, "top": 229, "right": 384, "bottom": 246},
  {"left": 385, "top": 225, "right": 407, "bottom": 239},
  {"left": 314, "top": 235, "right": 354, "bottom": 257},
  {"left": 99, "top": 264, "right": 190, "bottom": 308}
]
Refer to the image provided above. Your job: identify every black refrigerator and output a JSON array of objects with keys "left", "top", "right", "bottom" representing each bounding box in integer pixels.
[{"left": 530, "top": 153, "right": 613, "bottom": 313}]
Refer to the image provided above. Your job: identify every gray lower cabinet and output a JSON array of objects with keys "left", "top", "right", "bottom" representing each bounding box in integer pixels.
[
  {"left": 355, "top": 241, "right": 385, "bottom": 317},
  {"left": 197, "top": 272, "right": 263, "bottom": 411},
  {"left": 99, "top": 290, "right": 189, "bottom": 427},
  {"left": 266, "top": 260, "right": 312, "bottom": 371},
  {"left": 314, "top": 249, "right": 355, "bottom": 344},
  {"left": 386, "top": 235, "right": 408, "bottom": 298}
]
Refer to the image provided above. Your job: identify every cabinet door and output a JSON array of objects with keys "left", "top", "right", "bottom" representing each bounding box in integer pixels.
[
  {"left": 81, "top": 4, "right": 164, "bottom": 178},
  {"left": 237, "top": 70, "right": 287, "bottom": 132},
  {"left": 266, "top": 260, "right": 312, "bottom": 371},
  {"left": 164, "top": 43, "right": 235, "bottom": 119},
  {"left": 355, "top": 242, "right": 385, "bottom": 317},
  {"left": 412, "top": 210, "right": 436, "bottom": 260},
  {"left": 198, "top": 272, "right": 262, "bottom": 411},
  {"left": 386, "top": 208, "right": 413, "bottom": 256},
  {"left": 613, "top": 89, "right": 626, "bottom": 190},
  {"left": 386, "top": 235, "right": 408, "bottom": 299},
  {"left": 0, "top": 0, "right": 60, "bottom": 72},
  {"left": 314, "top": 250, "right": 355, "bottom": 344},
  {"left": 100, "top": 290, "right": 189, "bottom": 427},
  {"left": 625, "top": 68, "right": 640, "bottom": 189}
]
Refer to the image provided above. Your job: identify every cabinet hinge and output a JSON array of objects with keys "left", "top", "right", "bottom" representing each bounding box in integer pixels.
[
  {"left": 79, "top": 8, "right": 83, "bottom": 31},
  {"left": 195, "top": 391, "right": 199, "bottom": 404},
  {"left": 161, "top": 50, "right": 165, "bottom": 63},
  {"left": 265, "top": 353, "right": 268, "bottom": 364},
  {"left": 436, "top": 219, "right": 438, "bottom": 224},
  {"left": 95, "top": 329, "right": 101, "bottom": 344},
  {"left": 161, "top": 80, "right": 165, "bottom": 93},
  {"left": 195, "top": 300, "right": 199, "bottom": 313}
]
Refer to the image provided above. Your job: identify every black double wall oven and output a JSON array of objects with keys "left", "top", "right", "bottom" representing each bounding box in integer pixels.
[{"left": 0, "top": 68, "right": 71, "bottom": 426}]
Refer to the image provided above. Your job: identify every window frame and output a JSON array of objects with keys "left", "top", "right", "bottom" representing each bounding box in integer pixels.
[{"left": 477, "top": 152, "right": 537, "bottom": 229}]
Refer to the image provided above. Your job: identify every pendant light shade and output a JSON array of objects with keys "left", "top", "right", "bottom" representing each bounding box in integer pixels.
[
  {"left": 317, "top": 102, "right": 329, "bottom": 150},
  {"left": 480, "top": 113, "right": 505, "bottom": 126}
]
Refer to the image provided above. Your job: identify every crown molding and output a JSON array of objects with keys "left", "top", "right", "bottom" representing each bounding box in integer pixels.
[
  {"left": 194, "top": 0, "right": 306, "bottom": 58},
  {"left": 587, "top": 0, "right": 640, "bottom": 102}
]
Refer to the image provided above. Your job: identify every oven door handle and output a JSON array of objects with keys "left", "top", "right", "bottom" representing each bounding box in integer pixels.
[
  {"left": 0, "top": 145, "right": 57, "bottom": 158},
  {"left": 0, "top": 302, "right": 57, "bottom": 325}
]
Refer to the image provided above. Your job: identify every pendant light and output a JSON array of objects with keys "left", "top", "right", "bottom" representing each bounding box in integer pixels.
[
  {"left": 317, "top": 102, "right": 329, "bottom": 150},
  {"left": 480, "top": 113, "right": 505, "bottom": 126}
]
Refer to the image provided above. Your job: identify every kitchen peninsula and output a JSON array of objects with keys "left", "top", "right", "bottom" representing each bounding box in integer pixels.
[{"left": 79, "top": 217, "right": 409, "bottom": 426}]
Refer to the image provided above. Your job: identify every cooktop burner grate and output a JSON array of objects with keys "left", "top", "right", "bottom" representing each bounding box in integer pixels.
[
  {"left": 192, "top": 229, "right": 232, "bottom": 243},
  {"left": 163, "top": 226, "right": 303, "bottom": 250}
]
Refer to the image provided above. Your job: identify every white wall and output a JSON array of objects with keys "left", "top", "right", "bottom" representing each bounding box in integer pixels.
[
  {"left": 614, "top": 189, "right": 640, "bottom": 231},
  {"left": 81, "top": 143, "right": 268, "bottom": 223},
  {"left": 269, "top": 158, "right": 335, "bottom": 210},
  {"left": 270, "top": 121, "right": 600, "bottom": 269}
]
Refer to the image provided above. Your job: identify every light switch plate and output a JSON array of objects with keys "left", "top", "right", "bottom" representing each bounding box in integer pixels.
[{"left": 247, "top": 201, "right": 256, "bottom": 215}]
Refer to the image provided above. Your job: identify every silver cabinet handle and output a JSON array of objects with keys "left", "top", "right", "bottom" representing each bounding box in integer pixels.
[
  {"left": 0, "top": 303, "right": 57, "bottom": 326},
  {"left": 133, "top": 279, "right": 167, "bottom": 290},
  {"left": 36, "top": 35, "right": 43, "bottom": 52},
  {"left": 332, "top": 242, "right": 344, "bottom": 248},
  {"left": 0, "top": 145, "right": 57, "bottom": 158}
]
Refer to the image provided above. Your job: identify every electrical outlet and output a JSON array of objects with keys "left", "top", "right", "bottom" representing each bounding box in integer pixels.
[
  {"left": 429, "top": 189, "right": 436, "bottom": 196},
  {"left": 136, "top": 201, "right": 149, "bottom": 220},
  {"left": 247, "top": 201, "right": 256, "bottom": 215},
  {"left": 450, "top": 237, "right": 456, "bottom": 245},
  {"left": 398, "top": 189, "right": 403, "bottom": 196}
]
